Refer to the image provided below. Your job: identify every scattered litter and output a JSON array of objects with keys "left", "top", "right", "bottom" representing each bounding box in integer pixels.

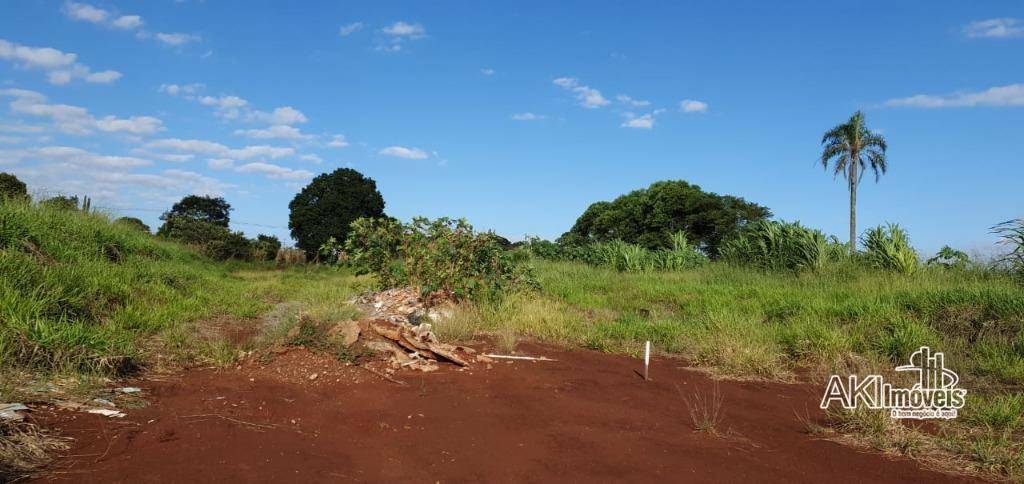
[
  {"left": 0, "top": 403, "right": 29, "bottom": 421},
  {"left": 347, "top": 287, "right": 479, "bottom": 373},
  {"left": 86, "top": 408, "right": 126, "bottom": 418},
  {"left": 93, "top": 398, "right": 116, "bottom": 407},
  {"left": 483, "top": 354, "right": 557, "bottom": 362},
  {"left": 115, "top": 387, "right": 142, "bottom": 394},
  {"left": 55, "top": 400, "right": 127, "bottom": 418}
]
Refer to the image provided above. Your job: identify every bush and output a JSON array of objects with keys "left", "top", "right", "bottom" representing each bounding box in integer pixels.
[
  {"left": 862, "top": 223, "right": 919, "bottom": 274},
  {"left": 718, "top": 220, "right": 845, "bottom": 271},
  {"left": 926, "top": 246, "right": 969, "bottom": 269},
  {"left": 114, "top": 217, "right": 151, "bottom": 233},
  {"left": 345, "top": 216, "right": 536, "bottom": 300},
  {"left": 39, "top": 195, "right": 78, "bottom": 211},
  {"left": 156, "top": 216, "right": 252, "bottom": 261},
  {"left": 252, "top": 235, "right": 282, "bottom": 261},
  {"left": 289, "top": 168, "right": 386, "bottom": 257},
  {"left": 0, "top": 172, "right": 27, "bottom": 201},
  {"left": 992, "top": 219, "right": 1024, "bottom": 278}
]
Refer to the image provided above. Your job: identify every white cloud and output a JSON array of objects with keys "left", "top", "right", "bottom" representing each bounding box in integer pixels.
[
  {"left": 208, "top": 158, "right": 233, "bottom": 169},
  {"left": 84, "top": 70, "right": 122, "bottom": 83},
  {"left": 159, "top": 83, "right": 205, "bottom": 96},
  {"left": 234, "top": 124, "right": 312, "bottom": 141},
  {"left": 377, "top": 21, "right": 426, "bottom": 51},
  {"left": 145, "top": 138, "right": 228, "bottom": 155},
  {"left": 146, "top": 138, "right": 296, "bottom": 163},
  {"left": 156, "top": 153, "right": 194, "bottom": 163},
  {"left": 63, "top": 2, "right": 145, "bottom": 33},
  {"left": 9, "top": 146, "right": 152, "bottom": 168},
  {"left": 621, "top": 109, "right": 666, "bottom": 129},
  {"left": 62, "top": 2, "right": 109, "bottom": 24},
  {"left": 553, "top": 77, "right": 609, "bottom": 108},
  {"left": 382, "top": 21, "right": 425, "bottom": 38},
  {"left": 0, "top": 39, "right": 121, "bottom": 85},
  {"left": 339, "top": 22, "right": 364, "bottom": 36},
  {"left": 379, "top": 146, "right": 428, "bottom": 159},
  {"left": 621, "top": 113, "right": 654, "bottom": 129},
  {"left": 235, "top": 162, "right": 313, "bottom": 180},
  {"left": 327, "top": 134, "right": 349, "bottom": 148},
  {"left": 1, "top": 88, "right": 163, "bottom": 135},
  {"left": 511, "top": 112, "right": 544, "bottom": 121},
  {"left": 963, "top": 18, "right": 1024, "bottom": 39},
  {"left": 198, "top": 95, "right": 250, "bottom": 119},
  {"left": 616, "top": 95, "right": 650, "bottom": 107},
  {"left": 94, "top": 115, "right": 164, "bottom": 135},
  {"left": 481, "top": 68, "right": 495, "bottom": 76},
  {"left": 680, "top": 99, "right": 709, "bottom": 113},
  {"left": 257, "top": 106, "right": 307, "bottom": 125},
  {"left": 299, "top": 154, "right": 322, "bottom": 164},
  {"left": 112, "top": 15, "right": 143, "bottom": 30},
  {"left": 155, "top": 32, "right": 201, "bottom": 46},
  {"left": 227, "top": 145, "right": 295, "bottom": 160},
  {"left": 884, "top": 83, "right": 1024, "bottom": 108}
]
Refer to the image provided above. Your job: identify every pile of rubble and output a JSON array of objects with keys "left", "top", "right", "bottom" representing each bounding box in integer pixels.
[{"left": 346, "top": 287, "right": 489, "bottom": 373}]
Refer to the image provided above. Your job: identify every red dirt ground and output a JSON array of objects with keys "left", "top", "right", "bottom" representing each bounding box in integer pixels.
[{"left": 33, "top": 343, "right": 980, "bottom": 483}]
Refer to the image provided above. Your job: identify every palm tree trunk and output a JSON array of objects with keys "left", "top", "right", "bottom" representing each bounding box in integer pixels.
[{"left": 848, "top": 156, "right": 858, "bottom": 254}]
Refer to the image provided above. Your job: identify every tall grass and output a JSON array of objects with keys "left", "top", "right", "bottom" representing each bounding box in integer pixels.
[
  {"left": 718, "top": 220, "right": 846, "bottom": 271},
  {"left": 548, "top": 232, "right": 708, "bottom": 273},
  {"left": 0, "top": 201, "right": 266, "bottom": 374},
  {"left": 862, "top": 223, "right": 919, "bottom": 274}
]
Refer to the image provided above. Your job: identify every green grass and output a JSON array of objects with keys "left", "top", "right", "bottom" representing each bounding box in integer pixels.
[
  {"left": 0, "top": 200, "right": 362, "bottom": 387},
  {"left": 3, "top": 199, "right": 1022, "bottom": 479},
  {"left": 447, "top": 259, "right": 1024, "bottom": 385}
]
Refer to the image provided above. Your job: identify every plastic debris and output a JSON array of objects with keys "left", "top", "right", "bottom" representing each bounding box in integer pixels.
[
  {"left": 115, "top": 387, "right": 142, "bottom": 394},
  {"left": 87, "top": 408, "right": 126, "bottom": 418},
  {"left": 0, "top": 403, "right": 29, "bottom": 421}
]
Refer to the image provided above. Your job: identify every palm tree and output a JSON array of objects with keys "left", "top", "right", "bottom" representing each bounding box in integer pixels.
[{"left": 820, "top": 111, "right": 888, "bottom": 253}]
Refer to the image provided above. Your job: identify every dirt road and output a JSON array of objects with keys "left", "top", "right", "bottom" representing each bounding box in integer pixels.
[{"left": 35, "top": 344, "right": 977, "bottom": 483}]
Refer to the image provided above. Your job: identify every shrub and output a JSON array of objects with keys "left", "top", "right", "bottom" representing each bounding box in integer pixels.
[
  {"left": 156, "top": 216, "right": 252, "bottom": 261},
  {"left": 289, "top": 168, "right": 386, "bottom": 257},
  {"left": 862, "top": 223, "right": 919, "bottom": 274},
  {"left": 345, "top": 216, "right": 536, "bottom": 300},
  {"left": 718, "top": 220, "right": 845, "bottom": 271},
  {"left": 204, "top": 231, "right": 253, "bottom": 261},
  {"left": 926, "top": 246, "right": 969, "bottom": 269},
  {"left": 252, "top": 235, "right": 282, "bottom": 261},
  {"left": 0, "top": 172, "right": 27, "bottom": 201},
  {"left": 992, "top": 219, "right": 1024, "bottom": 278},
  {"left": 114, "top": 217, "right": 151, "bottom": 233},
  {"left": 39, "top": 195, "right": 78, "bottom": 211}
]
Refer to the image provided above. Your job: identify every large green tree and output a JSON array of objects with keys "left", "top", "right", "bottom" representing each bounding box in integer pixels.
[
  {"left": 160, "top": 195, "right": 232, "bottom": 227},
  {"left": 820, "top": 111, "right": 888, "bottom": 253},
  {"left": 289, "top": 168, "right": 386, "bottom": 257},
  {"left": 0, "top": 172, "right": 28, "bottom": 201},
  {"left": 559, "top": 180, "right": 770, "bottom": 256}
]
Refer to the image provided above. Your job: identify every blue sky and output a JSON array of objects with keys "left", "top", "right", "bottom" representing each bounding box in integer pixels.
[{"left": 1, "top": 1, "right": 1022, "bottom": 255}]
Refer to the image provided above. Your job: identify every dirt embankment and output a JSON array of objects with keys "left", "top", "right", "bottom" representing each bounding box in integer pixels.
[{"left": 32, "top": 342, "right": 979, "bottom": 483}]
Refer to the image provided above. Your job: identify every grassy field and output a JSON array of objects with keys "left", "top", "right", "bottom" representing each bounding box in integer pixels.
[
  {"left": 1, "top": 201, "right": 1022, "bottom": 478},
  {"left": 437, "top": 260, "right": 1024, "bottom": 478}
]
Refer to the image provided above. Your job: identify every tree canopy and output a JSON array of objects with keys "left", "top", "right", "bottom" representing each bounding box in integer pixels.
[
  {"left": 0, "top": 172, "right": 27, "bottom": 201},
  {"left": 161, "top": 195, "right": 232, "bottom": 227},
  {"left": 288, "top": 168, "right": 386, "bottom": 256},
  {"left": 115, "top": 217, "right": 151, "bottom": 233},
  {"left": 559, "top": 180, "right": 770, "bottom": 256}
]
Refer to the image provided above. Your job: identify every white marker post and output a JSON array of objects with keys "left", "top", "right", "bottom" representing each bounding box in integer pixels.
[{"left": 643, "top": 340, "right": 651, "bottom": 381}]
